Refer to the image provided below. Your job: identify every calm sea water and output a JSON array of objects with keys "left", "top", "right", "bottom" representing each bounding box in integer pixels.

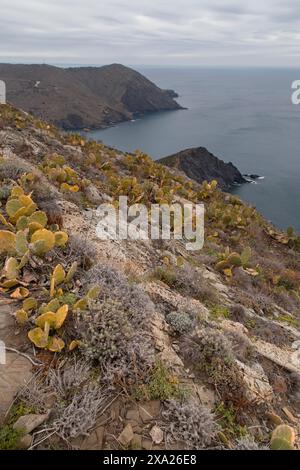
[{"left": 85, "top": 67, "right": 300, "bottom": 232}]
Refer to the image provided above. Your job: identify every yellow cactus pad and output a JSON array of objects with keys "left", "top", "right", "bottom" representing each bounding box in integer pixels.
[
  {"left": 16, "top": 230, "right": 28, "bottom": 256},
  {"left": 47, "top": 336, "right": 65, "bottom": 352},
  {"left": 10, "top": 186, "right": 24, "bottom": 198},
  {"left": 69, "top": 339, "right": 82, "bottom": 351},
  {"left": 54, "top": 231, "right": 68, "bottom": 247},
  {"left": 39, "top": 299, "right": 60, "bottom": 315},
  {"left": 36, "top": 312, "right": 57, "bottom": 329},
  {"left": 52, "top": 264, "right": 66, "bottom": 285},
  {"left": 31, "top": 229, "right": 55, "bottom": 254},
  {"left": 28, "top": 327, "right": 49, "bottom": 348},
  {"left": 0, "top": 279, "right": 19, "bottom": 288},
  {"left": 0, "top": 230, "right": 16, "bottom": 254},
  {"left": 15, "top": 309, "right": 29, "bottom": 325},
  {"left": 6, "top": 198, "right": 23, "bottom": 218},
  {"left": 29, "top": 211, "right": 48, "bottom": 228},
  {"left": 73, "top": 298, "right": 88, "bottom": 311},
  {"left": 65, "top": 261, "right": 78, "bottom": 283},
  {"left": 24, "top": 202, "right": 37, "bottom": 216},
  {"left": 55, "top": 304, "right": 68, "bottom": 329},
  {"left": 10, "top": 287, "right": 30, "bottom": 299},
  {"left": 3, "top": 257, "right": 19, "bottom": 280},
  {"left": 10, "top": 206, "right": 28, "bottom": 224},
  {"left": 16, "top": 216, "right": 28, "bottom": 231},
  {"left": 23, "top": 297, "right": 38, "bottom": 312},
  {"left": 19, "top": 194, "right": 33, "bottom": 207},
  {"left": 87, "top": 286, "right": 100, "bottom": 300}
]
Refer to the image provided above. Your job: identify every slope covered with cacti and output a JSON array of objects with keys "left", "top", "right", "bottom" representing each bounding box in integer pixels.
[{"left": 0, "top": 103, "right": 300, "bottom": 450}]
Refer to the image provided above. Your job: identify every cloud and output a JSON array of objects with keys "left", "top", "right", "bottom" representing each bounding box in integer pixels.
[{"left": 0, "top": 0, "right": 300, "bottom": 65}]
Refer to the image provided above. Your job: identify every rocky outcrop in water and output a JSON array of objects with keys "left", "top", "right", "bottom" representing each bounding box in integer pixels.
[{"left": 158, "top": 147, "right": 246, "bottom": 189}]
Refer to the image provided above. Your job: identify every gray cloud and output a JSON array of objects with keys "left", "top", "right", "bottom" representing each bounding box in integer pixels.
[{"left": 0, "top": 0, "right": 300, "bottom": 65}]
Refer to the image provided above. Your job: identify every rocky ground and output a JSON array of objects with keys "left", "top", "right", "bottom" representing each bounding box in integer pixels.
[{"left": 0, "top": 104, "right": 300, "bottom": 450}]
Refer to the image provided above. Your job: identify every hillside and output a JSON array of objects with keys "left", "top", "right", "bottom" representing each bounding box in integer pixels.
[
  {"left": 158, "top": 147, "right": 246, "bottom": 189},
  {"left": 0, "top": 64, "right": 181, "bottom": 130},
  {"left": 1, "top": 103, "right": 300, "bottom": 451}
]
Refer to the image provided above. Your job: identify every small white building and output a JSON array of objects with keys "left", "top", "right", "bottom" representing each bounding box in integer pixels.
[{"left": 0, "top": 80, "right": 6, "bottom": 104}]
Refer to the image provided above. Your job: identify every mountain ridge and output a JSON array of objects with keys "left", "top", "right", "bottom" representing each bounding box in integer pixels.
[{"left": 0, "top": 63, "right": 182, "bottom": 130}]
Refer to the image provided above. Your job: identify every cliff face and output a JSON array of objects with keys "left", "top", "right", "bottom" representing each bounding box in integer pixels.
[
  {"left": 0, "top": 63, "right": 181, "bottom": 130},
  {"left": 158, "top": 147, "right": 246, "bottom": 189},
  {"left": 1, "top": 104, "right": 300, "bottom": 451}
]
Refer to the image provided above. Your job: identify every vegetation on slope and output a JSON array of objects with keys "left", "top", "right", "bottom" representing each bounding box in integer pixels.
[{"left": 1, "top": 104, "right": 300, "bottom": 450}]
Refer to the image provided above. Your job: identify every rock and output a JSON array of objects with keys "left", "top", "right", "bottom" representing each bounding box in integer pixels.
[
  {"left": 0, "top": 352, "right": 32, "bottom": 424},
  {"left": 236, "top": 361, "right": 273, "bottom": 403},
  {"left": 150, "top": 425, "right": 164, "bottom": 444},
  {"left": 126, "top": 409, "right": 140, "bottom": 422},
  {"left": 19, "top": 434, "right": 32, "bottom": 450},
  {"left": 142, "top": 438, "right": 153, "bottom": 450},
  {"left": 0, "top": 303, "right": 24, "bottom": 348},
  {"left": 138, "top": 401, "right": 161, "bottom": 423},
  {"left": 158, "top": 147, "right": 246, "bottom": 189},
  {"left": 131, "top": 434, "right": 142, "bottom": 449},
  {"left": 80, "top": 426, "right": 105, "bottom": 450},
  {"left": 265, "top": 412, "right": 283, "bottom": 425},
  {"left": 118, "top": 424, "right": 134, "bottom": 447},
  {"left": 194, "top": 384, "right": 216, "bottom": 409},
  {"left": 84, "top": 184, "right": 102, "bottom": 204},
  {"left": 13, "top": 412, "right": 50, "bottom": 434}
]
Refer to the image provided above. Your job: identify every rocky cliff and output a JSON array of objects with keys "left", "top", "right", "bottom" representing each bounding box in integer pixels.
[
  {"left": 1, "top": 104, "right": 300, "bottom": 451},
  {"left": 158, "top": 147, "right": 246, "bottom": 189},
  {"left": 0, "top": 63, "right": 181, "bottom": 130}
]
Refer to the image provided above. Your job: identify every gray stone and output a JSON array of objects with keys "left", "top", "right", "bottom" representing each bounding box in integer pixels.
[
  {"left": 118, "top": 424, "right": 134, "bottom": 447},
  {"left": 139, "top": 401, "right": 161, "bottom": 423},
  {"left": 0, "top": 352, "right": 32, "bottom": 424},
  {"left": 13, "top": 412, "right": 50, "bottom": 434},
  {"left": 19, "top": 434, "right": 32, "bottom": 450},
  {"left": 81, "top": 426, "right": 105, "bottom": 450},
  {"left": 150, "top": 425, "right": 164, "bottom": 444},
  {"left": 131, "top": 433, "right": 142, "bottom": 449},
  {"left": 126, "top": 409, "right": 140, "bottom": 422},
  {"left": 142, "top": 438, "right": 153, "bottom": 450}
]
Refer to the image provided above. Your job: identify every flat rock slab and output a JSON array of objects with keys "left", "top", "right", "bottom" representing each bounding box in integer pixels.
[{"left": 0, "top": 352, "right": 32, "bottom": 423}]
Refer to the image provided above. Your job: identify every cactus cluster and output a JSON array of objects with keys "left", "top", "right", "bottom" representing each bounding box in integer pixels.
[
  {"left": 40, "top": 154, "right": 81, "bottom": 193},
  {"left": 0, "top": 186, "right": 68, "bottom": 264},
  {"left": 215, "top": 246, "right": 254, "bottom": 277}
]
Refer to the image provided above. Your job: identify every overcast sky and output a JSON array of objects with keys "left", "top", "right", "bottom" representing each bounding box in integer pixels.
[{"left": 1, "top": 0, "right": 300, "bottom": 66}]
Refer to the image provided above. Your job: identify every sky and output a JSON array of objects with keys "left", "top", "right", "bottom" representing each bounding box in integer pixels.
[{"left": 1, "top": 0, "right": 300, "bottom": 67}]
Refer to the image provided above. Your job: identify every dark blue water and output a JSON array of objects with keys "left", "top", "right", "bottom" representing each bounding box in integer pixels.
[{"left": 85, "top": 67, "right": 300, "bottom": 232}]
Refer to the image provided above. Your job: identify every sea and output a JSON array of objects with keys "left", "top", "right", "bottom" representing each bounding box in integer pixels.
[{"left": 83, "top": 67, "right": 300, "bottom": 233}]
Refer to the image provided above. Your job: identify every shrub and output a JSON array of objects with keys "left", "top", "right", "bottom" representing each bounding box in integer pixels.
[
  {"left": 135, "top": 361, "right": 183, "bottom": 401},
  {"left": 67, "top": 234, "right": 97, "bottom": 269},
  {"left": 79, "top": 299, "right": 132, "bottom": 364},
  {"left": 166, "top": 311, "right": 195, "bottom": 335},
  {"left": 210, "top": 305, "right": 230, "bottom": 320},
  {"left": 183, "top": 327, "right": 234, "bottom": 370},
  {"left": 85, "top": 263, "right": 155, "bottom": 322},
  {"left": 162, "top": 399, "right": 219, "bottom": 449},
  {"left": 236, "top": 436, "right": 268, "bottom": 450},
  {"left": 0, "top": 426, "right": 23, "bottom": 450},
  {"left": 153, "top": 264, "right": 218, "bottom": 305}
]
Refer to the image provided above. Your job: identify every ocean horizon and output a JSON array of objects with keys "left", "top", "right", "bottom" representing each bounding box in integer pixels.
[{"left": 83, "top": 66, "right": 300, "bottom": 233}]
